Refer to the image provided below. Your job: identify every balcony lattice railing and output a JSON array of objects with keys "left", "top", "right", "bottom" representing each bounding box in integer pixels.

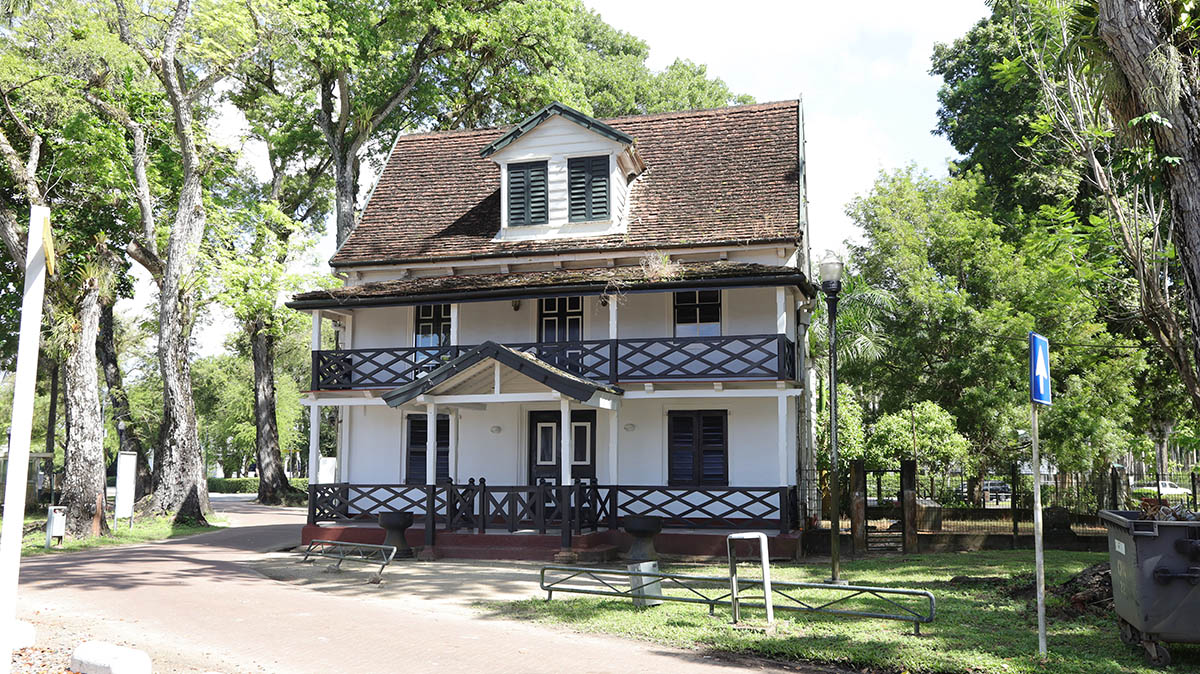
[{"left": 311, "top": 333, "right": 795, "bottom": 390}]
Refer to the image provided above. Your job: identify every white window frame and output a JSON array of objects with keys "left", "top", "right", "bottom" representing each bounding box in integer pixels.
[
  {"left": 535, "top": 422, "right": 558, "bottom": 465},
  {"left": 570, "top": 421, "right": 592, "bottom": 466}
]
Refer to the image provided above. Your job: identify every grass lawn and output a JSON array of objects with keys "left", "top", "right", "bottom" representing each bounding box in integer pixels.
[
  {"left": 489, "top": 550, "right": 1195, "bottom": 673},
  {"left": 4, "top": 513, "right": 224, "bottom": 556}
]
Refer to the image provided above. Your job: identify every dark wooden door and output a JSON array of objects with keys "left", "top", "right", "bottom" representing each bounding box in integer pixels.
[{"left": 528, "top": 410, "right": 596, "bottom": 485}]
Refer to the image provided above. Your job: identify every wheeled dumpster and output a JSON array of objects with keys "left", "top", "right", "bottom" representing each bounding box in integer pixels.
[{"left": 1100, "top": 510, "right": 1200, "bottom": 667}]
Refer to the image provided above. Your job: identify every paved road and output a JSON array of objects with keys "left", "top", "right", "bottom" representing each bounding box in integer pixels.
[{"left": 17, "top": 496, "right": 830, "bottom": 673}]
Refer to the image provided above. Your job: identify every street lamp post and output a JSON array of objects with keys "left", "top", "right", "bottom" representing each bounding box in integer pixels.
[{"left": 820, "top": 254, "right": 847, "bottom": 585}]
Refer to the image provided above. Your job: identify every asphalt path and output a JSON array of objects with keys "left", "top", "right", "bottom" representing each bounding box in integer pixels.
[{"left": 16, "top": 495, "right": 836, "bottom": 673}]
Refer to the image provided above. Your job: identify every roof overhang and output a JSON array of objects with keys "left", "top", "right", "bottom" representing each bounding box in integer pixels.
[
  {"left": 382, "top": 342, "right": 624, "bottom": 408},
  {"left": 288, "top": 263, "right": 815, "bottom": 311},
  {"left": 479, "top": 102, "right": 634, "bottom": 158}
]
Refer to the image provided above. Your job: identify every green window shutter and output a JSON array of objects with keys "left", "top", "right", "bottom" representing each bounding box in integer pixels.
[
  {"left": 568, "top": 155, "right": 610, "bottom": 222},
  {"left": 508, "top": 161, "right": 548, "bottom": 226}
]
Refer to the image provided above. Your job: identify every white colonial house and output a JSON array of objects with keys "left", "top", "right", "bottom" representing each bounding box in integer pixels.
[{"left": 290, "top": 101, "right": 819, "bottom": 559}]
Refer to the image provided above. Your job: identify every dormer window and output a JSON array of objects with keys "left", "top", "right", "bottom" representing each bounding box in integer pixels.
[
  {"left": 482, "top": 102, "right": 643, "bottom": 241},
  {"left": 568, "top": 156, "right": 610, "bottom": 222},
  {"left": 507, "top": 160, "right": 548, "bottom": 226}
]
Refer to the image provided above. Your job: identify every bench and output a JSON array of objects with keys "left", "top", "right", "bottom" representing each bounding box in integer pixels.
[{"left": 301, "top": 539, "right": 397, "bottom": 583}]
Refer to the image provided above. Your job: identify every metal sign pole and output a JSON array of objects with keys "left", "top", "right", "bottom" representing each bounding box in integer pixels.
[
  {"left": 1028, "top": 331, "right": 1050, "bottom": 659},
  {"left": 0, "top": 206, "right": 51, "bottom": 673},
  {"left": 1031, "top": 402, "right": 1046, "bottom": 657}
]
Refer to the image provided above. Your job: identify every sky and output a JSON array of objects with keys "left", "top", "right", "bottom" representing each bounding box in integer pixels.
[
  {"left": 584, "top": 0, "right": 989, "bottom": 256},
  {"left": 134, "top": 0, "right": 991, "bottom": 356}
]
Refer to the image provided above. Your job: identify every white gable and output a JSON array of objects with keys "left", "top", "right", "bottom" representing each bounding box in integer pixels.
[{"left": 489, "top": 116, "right": 636, "bottom": 241}]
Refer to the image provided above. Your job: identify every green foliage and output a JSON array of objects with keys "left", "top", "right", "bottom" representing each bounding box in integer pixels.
[
  {"left": 193, "top": 353, "right": 303, "bottom": 478},
  {"left": 816, "top": 383, "right": 867, "bottom": 469},
  {"left": 867, "top": 401, "right": 969, "bottom": 472},
  {"left": 847, "top": 168, "right": 1145, "bottom": 470},
  {"left": 207, "top": 477, "right": 307, "bottom": 493}
]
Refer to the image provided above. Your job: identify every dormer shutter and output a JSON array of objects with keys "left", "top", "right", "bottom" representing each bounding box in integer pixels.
[
  {"left": 508, "top": 161, "right": 548, "bottom": 226},
  {"left": 568, "top": 155, "right": 610, "bottom": 222}
]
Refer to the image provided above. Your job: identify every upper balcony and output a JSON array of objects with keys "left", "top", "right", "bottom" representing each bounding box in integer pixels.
[{"left": 311, "top": 333, "right": 796, "bottom": 391}]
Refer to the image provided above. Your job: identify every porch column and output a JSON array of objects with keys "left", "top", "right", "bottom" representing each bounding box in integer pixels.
[
  {"left": 560, "top": 396, "right": 573, "bottom": 486},
  {"left": 337, "top": 405, "right": 351, "bottom": 482},
  {"left": 777, "top": 394, "right": 789, "bottom": 486},
  {"left": 607, "top": 408, "right": 619, "bottom": 484},
  {"left": 449, "top": 410, "right": 459, "bottom": 482},
  {"left": 775, "top": 287, "right": 787, "bottom": 335},
  {"left": 425, "top": 402, "right": 438, "bottom": 486},
  {"left": 449, "top": 304, "right": 459, "bottom": 345},
  {"left": 307, "top": 405, "right": 320, "bottom": 484},
  {"left": 311, "top": 310, "right": 322, "bottom": 390}
]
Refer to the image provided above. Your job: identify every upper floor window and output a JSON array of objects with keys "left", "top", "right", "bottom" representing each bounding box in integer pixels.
[
  {"left": 568, "top": 155, "right": 610, "bottom": 222},
  {"left": 674, "top": 290, "right": 720, "bottom": 337},
  {"left": 508, "top": 160, "right": 548, "bottom": 226},
  {"left": 414, "top": 303, "right": 451, "bottom": 347},
  {"left": 538, "top": 296, "right": 582, "bottom": 343}
]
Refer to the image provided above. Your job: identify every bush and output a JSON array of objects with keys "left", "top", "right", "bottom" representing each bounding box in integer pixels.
[{"left": 207, "top": 477, "right": 308, "bottom": 493}]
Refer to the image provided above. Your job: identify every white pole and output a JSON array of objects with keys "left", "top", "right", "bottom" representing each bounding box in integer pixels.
[
  {"left": 560, "top": 397, "right": 572, "bottom": 486},
  {"left": 307, "top": 406, "right": 320, "bottom": 485},
  {"left": 425, "top": 403, "right": 437, "bottom": 486},
  {"left": 1031, "top": 402, "right": 1046, "bottom": 657},
  {"left": 0, "top": 206, "right": 51, "bottom": 673}
]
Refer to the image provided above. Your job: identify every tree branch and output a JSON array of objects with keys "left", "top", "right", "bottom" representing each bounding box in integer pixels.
[{"left": 347, "top": 26, "right": 442, "bottom": 157}]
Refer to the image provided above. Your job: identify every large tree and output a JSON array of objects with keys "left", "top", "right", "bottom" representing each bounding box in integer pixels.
[{"left": 82, "top": 0, "right": 282, "bottom": 521}]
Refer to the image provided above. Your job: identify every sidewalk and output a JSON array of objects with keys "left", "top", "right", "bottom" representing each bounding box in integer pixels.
[{"left": 14, "top": 498, "right": 829, "bottom": 673}]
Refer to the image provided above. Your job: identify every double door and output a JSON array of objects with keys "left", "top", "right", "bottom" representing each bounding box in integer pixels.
[{"left": 528, "top": 410, "right": 596, "bottom": 486}]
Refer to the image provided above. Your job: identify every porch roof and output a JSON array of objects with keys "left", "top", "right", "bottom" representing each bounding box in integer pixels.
[
  {"left": 381, "top": 341, "right": 624, "bottom": 407},
  {"left": 287, "top": 261, "right": 813, "bottom": 311}
]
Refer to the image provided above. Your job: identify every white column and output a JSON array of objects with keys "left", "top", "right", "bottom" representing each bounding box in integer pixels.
[
  {"left": 449, "top": 303, "right": 459, "bottom": 345},
  {"left": 608, "top": 408, "right": 620, "bottom": 484},
  {"left": 560, "top": 397, "right": 573, "bottom": 486},
  {"left": 338, "top": 405, "right": 351, "bottom": 482},
  {"left": 608, "top": 298, "right": 618, "bottom": 340},
  {"left": 307, "top": 406, "right": 320, "bottom": 484},
  {"left": 311, "top": 310, "right": 322, "bottom": 350},
  {"left": 425, "top": 403, "right": 438, "bottom": 486},
  {"left": 777, "top": 394, "right": 789, "bottom": 486},
  {"left": 775, "top": 286, "right": 787, "bottom": 335},
  {"left": 449, "top": 410, "right": 459, "bottom": 482}
]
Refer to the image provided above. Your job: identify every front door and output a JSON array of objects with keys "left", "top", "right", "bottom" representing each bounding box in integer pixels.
[{"left": 528, "top": 410, "right": 596, "bottom": 485}]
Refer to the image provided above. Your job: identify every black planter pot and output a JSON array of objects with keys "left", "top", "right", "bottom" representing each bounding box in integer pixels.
[
  {"left": 623, "top": 515, "right": 663, "bottom": 562},
  {"left": 378, "top": 510, "right": 414, "bottom": 558}
]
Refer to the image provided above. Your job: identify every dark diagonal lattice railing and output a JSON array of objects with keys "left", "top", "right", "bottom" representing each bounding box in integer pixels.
[
  {"left": 309, "top": 483, "right": 796, "bottom": 537},
  {"left": 310, "top": 334, "right": 795, "bottom": 390}
]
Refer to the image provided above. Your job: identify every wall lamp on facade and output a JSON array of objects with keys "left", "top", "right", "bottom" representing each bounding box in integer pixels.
[
  {"left": 490, "top": 425, "right": 503, "bottom": 434},
  {"left": 511, "top": 299, "right": 521, "bottom": 311},
  {"left": 623, "top": 423, "right": 636, "bottom": 432}
]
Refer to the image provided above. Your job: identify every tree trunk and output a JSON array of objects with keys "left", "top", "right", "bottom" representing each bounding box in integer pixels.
[
  {"left": 1097, "top": 1, "right": 1200, "bottom": 412},
  {"left": 333, "top": 150, "right": 358, "bottom": 246},
  {"left": 59, "top": 281, "right": 110, "bottom": 539},
  {"left": 97, "top": 300, "right": 152, "bottom": 499},
  {"left": 250, "top": 320, "right": 297, "bottom": 504}
]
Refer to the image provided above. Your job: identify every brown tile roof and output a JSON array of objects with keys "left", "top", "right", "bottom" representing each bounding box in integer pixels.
[
  {"left": 332, "top": 101, "right": 801, "bottom": 267},
  {"left": 287, "top": 261, "right": 813, "bottom": 310}
]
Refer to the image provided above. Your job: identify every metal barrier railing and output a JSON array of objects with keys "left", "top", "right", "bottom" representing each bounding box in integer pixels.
[
  {"left": 302, "top": 539, "right": 397, "bottom": 583},
  {"left": 539, "top": 565, "right": 936, "bottom": 634}
]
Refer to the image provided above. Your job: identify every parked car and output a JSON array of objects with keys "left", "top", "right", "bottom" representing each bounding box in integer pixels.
[
  {"left": 953, "top": 481, "right": 1011, "bottom": 502},
  {"left": 1132, "top": 481, "right": 1192, "bottom": 497}
]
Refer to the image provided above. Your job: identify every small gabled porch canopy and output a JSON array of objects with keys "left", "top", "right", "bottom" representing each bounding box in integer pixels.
[
  {"left": 382, "top": 342, "right": 624, "bottom": 488},
  {"left": 381, "top": 341, "right": 624, "bottom": 410}
]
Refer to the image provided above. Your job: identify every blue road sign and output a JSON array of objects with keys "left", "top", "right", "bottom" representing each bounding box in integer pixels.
[{"left": 1029, "top": 332, "right": 1051, "bottom": 406}]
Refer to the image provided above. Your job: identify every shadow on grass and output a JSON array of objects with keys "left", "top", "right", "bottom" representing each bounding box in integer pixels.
[{"left": 480, "top": 550, "right": 1200, "bottom": 674}]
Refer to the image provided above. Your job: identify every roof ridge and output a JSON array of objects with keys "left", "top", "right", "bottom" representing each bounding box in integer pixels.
[
  {"left": 387, "top": 100, "right": 798, "bottom": 144},
  {"left": 601, "top": 100, "right": 799, "bottom": 125}
]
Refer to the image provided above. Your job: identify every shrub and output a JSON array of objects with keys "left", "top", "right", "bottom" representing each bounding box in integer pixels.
[{"left": 207, "top": 477, "right": 308, "bottom": 493}]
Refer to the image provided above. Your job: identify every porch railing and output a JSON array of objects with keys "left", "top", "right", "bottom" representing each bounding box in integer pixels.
[
  {"left": 311, "top": 334, "right": 795, "bottom": 390},
  {"left": 308, "top": 482, "right": 798, "bottom": 548}
]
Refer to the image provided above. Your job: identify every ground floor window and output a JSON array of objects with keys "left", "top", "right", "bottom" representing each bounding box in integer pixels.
[
  {"left": 667, "top": 410, "right": 728, "bottom": 486},
  {"left": 406, "top": 414, "right": 450, "bottom": 484}
]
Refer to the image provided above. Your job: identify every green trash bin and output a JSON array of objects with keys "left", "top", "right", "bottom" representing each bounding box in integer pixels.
[{"left": 1100, "top": 510, "right": 1200, "bottom": 667}]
